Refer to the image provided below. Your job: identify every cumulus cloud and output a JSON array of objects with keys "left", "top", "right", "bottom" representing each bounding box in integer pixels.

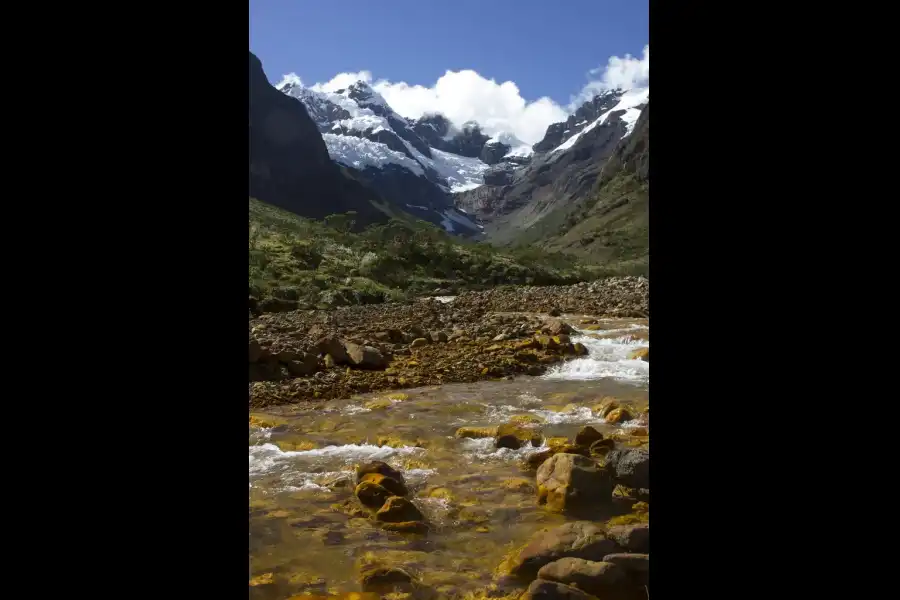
[
  {"left": 570, "top": 45, "right": 649, "bottom": 109},
  {"left": 310, "top": 71, "right": 373, "bottom": 93},
  {"left": 289, "top": 45, "right": 649, "bottom": 145}
]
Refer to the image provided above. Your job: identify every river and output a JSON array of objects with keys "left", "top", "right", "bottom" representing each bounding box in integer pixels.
[{"left": 250, "top": 315, "right": 649, "bottom": 598}]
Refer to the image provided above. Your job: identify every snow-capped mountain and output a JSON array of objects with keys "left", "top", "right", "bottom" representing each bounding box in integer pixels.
[
  {"left": 455, "top": 86, "right": 649, "bottom": 242},
  {"left": 271, "top": 67, "right": 647, "bottom": 239}
]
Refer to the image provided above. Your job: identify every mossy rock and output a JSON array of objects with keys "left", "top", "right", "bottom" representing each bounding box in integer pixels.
[
  {"left": 375, "top": 496, "right": 425, "bottom": 523},
  {"left": 606, "top": 407, "right": 634, "bottom": 423},
  {"left": 593, "top": 398, "right": 621, "bottom": 418},
  {"left": 456, "top": 426, "right": 498, "bottom": 439},
  {"left": 355, "top": 481, "right": 393, "bottom": 509},
  {"left": 426, "top": 486, "right": 455, "bottom": 501},
  {"left": 496, "top": 422, "right": 543, "bottom": 449},
  {"left": 365, "top": 398, "right": 394, "bottom": 410},
  {"left": 360, "top": 472, "right": 409, "bottom": 497},
  {"left": 508, "top": 414, "right": 545, "bottom": 426},
  {"left": 627, "top": 347, "right": 649, "bottom": 362},
  {"left": 249, "top": 413, "right": 287, "bottom": 428},
  {"left": 501, "top": 477, "right": 536, "bottom": 493},
  {"left": 273, "top": 439, "right": 318, "bottom": 452},
  {"left": 381, "top": 521, "right": 429, "bottom": 534}
]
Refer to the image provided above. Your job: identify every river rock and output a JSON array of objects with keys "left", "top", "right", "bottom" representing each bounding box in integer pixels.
[
  {"left": 536, "top": 453, "right": 615, "bottom": 512},
  {"left": 375, "top": 496, "right": 425, "bottom": 523},
  {"left": 359, "top": 472, "right": 408, "bottom": 496},
  {"left": 602, "top": 553, "right": 649, "bottom": 587},
  {"left": 286, "top": 352, "right": 319, "bottom": 376},
  {"left": 249, "top": 339, "right": 263, "bottom": 363},
  {"left": 573, "top": 342, "right": 588, "bottom": 356},
  {"left": 456, "top": 426, "right": 498, "bottom": 439},
  {"left": 605, "top": 524, "right": 649, "bottom": 553},
  {"left": 496, "top": 422, "right": 542, "bottom": 450},
  {"left": 604, "top": 448, "right": 649, "bottom": 489},
  {"left": 355, "top": 481, "right": 393, "bottom": 509},
  {"left": 589, "top": 439, "right": 615, "bottom": 457},
  {"left": 506, "top": 521, "right": 620, "bottom": 580},
  {"left": 359, "top": 564, "right": 413, "bottom": 593},
  {"left": 345, "top": 342, "right": 387, "bottom": 369},
  {"left": 574, "top": 426, "right": 604, "bottom": 447},
  {"left": 410, "top": 337, "right": 429, "bottom": 349},
  {"left": 520, "top": 579, "right": 599, "bottom": 599},
  {"left": 430, "top": 330, "right": 448, "bottom": 342},
  {"left": 381, "top": 521, "right": 429, "bottom": 534},
  {"left": 315, "top": 336, "right": 349, "bottom": 364},
  {"left": 537, "top": 558, "right": 627, "bottom": 598},
  {"left": 546, "top": 321, "right": 574, "bottom": 336},
  {"left": 628, "top": 348, "right": 649, "bottom": 362},
  {"left": 605, "top": 407, "right": 633, "bottom": 424},
  {"left": 356, "top": 461, "right": 406, "bottom": 487}
]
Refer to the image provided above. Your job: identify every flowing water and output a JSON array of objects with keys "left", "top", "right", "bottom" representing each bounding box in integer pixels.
[{"left": 249, "top": 316, "right": 649, "bottom": 599}]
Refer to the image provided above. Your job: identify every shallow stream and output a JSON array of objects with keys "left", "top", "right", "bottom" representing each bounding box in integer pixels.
[{"left": 249, "top": 316, "right": 649, "bottom": 598}]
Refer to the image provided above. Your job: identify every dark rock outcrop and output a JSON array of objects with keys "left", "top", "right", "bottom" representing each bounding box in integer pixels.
[
  {"left": 480, "top": 140, "right": 511, "bottom": 165},
  {"left": 454, "top": 108, "right": 633, "bottom": 236},
  {"left": 249, "top": 52, "right": 386, "bottom": 225},
  {"left": 411, "top": 114, "right": 491, "bottom": 158},
  {"left": 533, "top": 90, "right": 623, "bottom": 153}
]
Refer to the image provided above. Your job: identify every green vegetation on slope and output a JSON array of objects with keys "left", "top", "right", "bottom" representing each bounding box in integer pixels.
[
  {"left": 504, "top": 104, "right": 649, "bottom": 276},
  {"left": 508, "top": 172, "right": 648, "bottom": 276},
  {"left": 249, "top": 198, "right": 592, "bottom": 308}
]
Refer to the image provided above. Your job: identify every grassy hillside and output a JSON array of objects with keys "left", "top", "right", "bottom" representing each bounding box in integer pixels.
[
  {"left": 508, "top": 172, "right": 648, "bottom": 276},
  {"left": 503, "top": 104, "right": 649, "bottom": 276},
  {"left": 249, "top": 198, "right": 593, "bottom": 308}
]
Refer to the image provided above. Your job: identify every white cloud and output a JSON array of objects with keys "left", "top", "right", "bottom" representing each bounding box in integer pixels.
[
  {"left": 310, "top": 71, "right": 373, "bottom": 93},
  {"left": 570, "top": 45, "right": 649, "bottom": 109},
  {"left": 289, "top": 45, "right": 649, "bottom": 146}
]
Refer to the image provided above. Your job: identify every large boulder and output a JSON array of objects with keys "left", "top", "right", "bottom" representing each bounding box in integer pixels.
[
  {"left": 605, "top": 524, "right": 649, "bottom": 554},
  {"left": 315, "top": 336, "right": 349, "bottom": 364},
  {"left": 536, "top": 453, "right": 615, "bottom": 512},
  {"left": 286, "top": 352, "right": 319, "bottom": 376},
  {"left": 496, "top": 422, "right": 542, "bottom": 450},
  {"left": 520, "top": 579, "right": 600, "bottom": 599},
  {"left": 356, "top": 461, "right": 406, "bottom": 487},
  {"left": 359, "top": 472, "right": 408, "bottom": 497},
  {"left": 602, "top": 553, "right": 649, "bottom": 588},
  {"left": 604, "top": 449, "right": 649, "bottom": 490},
  {"left": 537, "top": 558, "right": 628, "bottom": 598},
  {"left": 355, "top": 481, "right": 393, "bottom": 509},
  {"left": 345, "top": 342, "right": 387, "bottom": 369},
  {"left": 506, "top": 521, "right": 620, "bottom": 580},
  {"left": 574, "top": 426, "right": 604, "bottom": 447}
]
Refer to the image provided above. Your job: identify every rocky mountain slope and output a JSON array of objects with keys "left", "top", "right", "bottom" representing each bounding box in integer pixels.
[
  {"left": 454, "top": 88, "right": 648, "bottom": 247},
  {"left": 509, "top": 103, "right": 649, "bottom": 271},
  {"left": 276, "top": 76, "right": 506, "bottom": 236},
  {"left": 257, "top": 52, "right": 647, "bottom": 255},
  {"left": 249, "top": 52, "right": 389, "bottom": 226}
]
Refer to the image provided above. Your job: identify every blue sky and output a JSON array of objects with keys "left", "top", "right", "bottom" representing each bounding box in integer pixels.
[{"left": 249, "top": 0, "right": 648, "bottom": 107}]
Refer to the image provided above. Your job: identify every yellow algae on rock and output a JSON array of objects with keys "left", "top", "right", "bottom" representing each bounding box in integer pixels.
[
  {"left": 365, "top": 398, "right": 393, "bottom": 410},
  {"left": 628, "top": 347, "right": 649, "bottom": 361},
  {"left": 248, "top": 572, "right": 274, "bottom": 587},
  {"left": 606, "top": 407, "right": 634, "bottom": 423},
  {"left": 456, "top": 426, "right": 498, "bottom": 439},
  {"left": 508, "top": 414, "right": 544, "bottom": 426},
  {"left": 273, "top": 439, "right": 317, "bottom": 452}
]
